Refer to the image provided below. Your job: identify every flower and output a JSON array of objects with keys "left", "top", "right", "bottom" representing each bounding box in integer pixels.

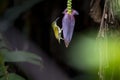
[
  {"left": 62, "top": 9, "right": 78, "bottom": 47},
  {"left": 51, "top": 0, "right": 79, "bottom": 47}
]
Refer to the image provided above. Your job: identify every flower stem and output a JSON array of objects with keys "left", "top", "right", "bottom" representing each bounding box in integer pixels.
[{"left": 67, "top": 0, "right": 72, "bottom": 14}]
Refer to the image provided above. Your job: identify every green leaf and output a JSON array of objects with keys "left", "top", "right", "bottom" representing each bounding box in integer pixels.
[
  {"left": 0, "top": 67, "right": 4, "bottom": 77},
  {"left": 0, "top": 65, "right": 6, "bottom": 77},
  {"left": 1, "top": 50, "right": 42, "bottom": 66},
  {"left": 0, "top": 53, "right": 6, "bottom": 77},
  {"left": 0, "top": 73, "right": 25, "bottom": 80}
]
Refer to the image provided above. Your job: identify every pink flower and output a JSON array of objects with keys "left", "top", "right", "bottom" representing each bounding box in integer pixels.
[{"left": 62, "top": 9, "right": 78, "bottom": 47}]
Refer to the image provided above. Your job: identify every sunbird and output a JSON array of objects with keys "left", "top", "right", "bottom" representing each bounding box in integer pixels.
[{"left": 52, "top": 18, "right": 63, "bottom": 43}]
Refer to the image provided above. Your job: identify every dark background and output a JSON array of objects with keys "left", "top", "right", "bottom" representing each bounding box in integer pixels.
[{"left": 0, "top": 0, "right": 104, "bottom": 80}]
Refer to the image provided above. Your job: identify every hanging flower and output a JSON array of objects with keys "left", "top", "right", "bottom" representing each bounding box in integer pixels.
[
  {"left": 62, "top": 0, "right": 78, "bottom": 47},
  {"left": 51, "top": 0, "right": 78, "bottom": 47},
  {"left": 62, "top": 9, "right": 78, "bottom": 47}
]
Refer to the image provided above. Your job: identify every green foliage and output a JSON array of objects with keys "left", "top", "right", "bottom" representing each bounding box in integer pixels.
[
  {"left": 110, "top": 0, "right": 120, "bottom": 19},
  {"left": 0, "top": 73, "right": 25, "bottom": 80},
  {"left": 0, "top": 33, "right": 42, "bottom": 80},
  {"left": 0, "top": 53, "right": 6, "bottom": 78},
  {"left": 67, "top": 31, "right": 120, "bottom": 79},
  {"left": 0, "top": 47, "right": 42, "bottom": 80},
  {"left": 1, "top": 50, "right": 42, "bottom": 66},
  {"left": 0, "top": 45, "right": 42, "bottom": 80},
  {"left": 0, "top": 0, "right": 44, "bottom": 78},
  {"left": 66, "top": 35, "right": 99, "bottom": 73}
]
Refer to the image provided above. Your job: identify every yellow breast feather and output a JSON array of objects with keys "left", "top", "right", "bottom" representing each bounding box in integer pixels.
[{"left": 52, "top": 18, "right": 63, "bottom": 43}]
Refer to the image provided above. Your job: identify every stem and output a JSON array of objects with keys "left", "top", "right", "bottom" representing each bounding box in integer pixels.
[
  {"left": 97, "top": 0, "right": 108, "bottom": 38},
  {"left": 67, "top": 0, "right": 72, "bottom": 14},
  {"left": 97, "top": 0, "right": 109, "bottom": 80}
]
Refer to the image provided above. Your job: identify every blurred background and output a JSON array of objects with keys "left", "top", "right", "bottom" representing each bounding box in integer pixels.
[{"left": 0, "top": 0, "right": 105, "bottom": 80}]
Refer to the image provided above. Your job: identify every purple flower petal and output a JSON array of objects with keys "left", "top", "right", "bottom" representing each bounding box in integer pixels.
[{"left": 62, "top": 9, "right": 78, "bottom": 47}]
